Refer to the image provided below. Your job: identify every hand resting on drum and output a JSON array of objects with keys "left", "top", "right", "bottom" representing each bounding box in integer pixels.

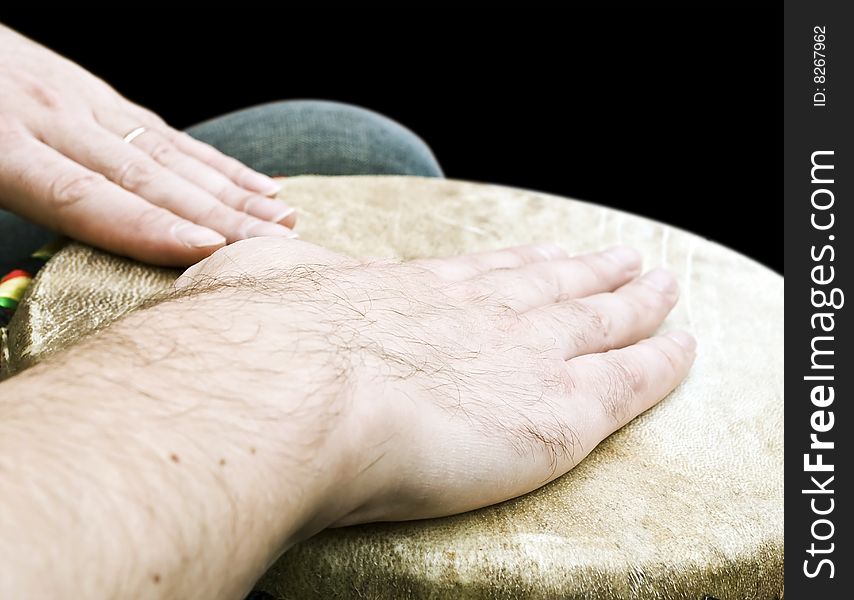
[
  {"left": 0, "top": 23, "right": 298, "bottom": 267},
  {"left": 0, "top": 238, "right": 696, "bottom": 599}
]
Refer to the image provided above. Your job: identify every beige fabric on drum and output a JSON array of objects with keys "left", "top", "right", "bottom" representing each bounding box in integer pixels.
[{"left": 2, "top": 176, "right": 784, "bottom": 599}]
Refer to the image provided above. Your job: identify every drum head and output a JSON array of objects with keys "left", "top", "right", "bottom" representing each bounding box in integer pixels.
[{"left": 5, "top": 176, "right": 783, "bottom": 599}]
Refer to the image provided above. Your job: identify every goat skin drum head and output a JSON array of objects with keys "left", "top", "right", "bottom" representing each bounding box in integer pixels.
[{"left": 5, "top": 176, "right": 783, "bottom": 599}]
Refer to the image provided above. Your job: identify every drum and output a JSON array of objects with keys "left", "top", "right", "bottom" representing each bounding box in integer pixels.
[{"left": 2, "top": 176, "right": 784, "bottom": 599}]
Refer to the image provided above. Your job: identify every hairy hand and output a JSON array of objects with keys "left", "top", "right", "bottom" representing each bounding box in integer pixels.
[
  {"left": 0, "top": 237, "right": 694, "bottom": 598},
  {"left": 176, "top": 237, "right": 696, "bottom": 526},
  {"left": 0, "top": 24, "right": 297, "bottom": 266}
]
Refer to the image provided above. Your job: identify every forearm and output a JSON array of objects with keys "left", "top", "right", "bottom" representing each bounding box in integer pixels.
[{"left": 0, "top": 289, "right": 352, "bottom": 599}]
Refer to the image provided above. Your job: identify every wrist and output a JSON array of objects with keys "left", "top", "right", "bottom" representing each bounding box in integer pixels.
[
  {"left": 0, "top": 288, "right": 358, "bottom": 597},
  {"left": 99, "top": 290, "right": 358, "bottom": 544}
]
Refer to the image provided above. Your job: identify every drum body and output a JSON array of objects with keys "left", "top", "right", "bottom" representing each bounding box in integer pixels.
[{"left": 4, "top": 176, "right": 784, "bottom": 599}]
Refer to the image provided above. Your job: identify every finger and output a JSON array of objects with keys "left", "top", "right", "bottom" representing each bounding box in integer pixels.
[
  {"left": 99, "top": 104, "right": 282, "bottom": 195},
  {"left": 565, "top": 330, "right": 696, "bottom": 445},
  {"left": 44, "top": 121, "right": 297, "bottom": 243},
  {"left": 112, "top": 100, "right": 281, "bottom": 196},
  {"left": 161, "top": 125, "right": 282, "bottom": 195},
  {"left": 412, "top": 243, "right": 569, "bottom": 280},
  {"left": 124, "top": 127, "right": 297, "bottom": 228},
  {"left": 0, "top": 135, "right": 228, "bottom": 266},
  {"left": 522, "top": 268, "right": 679, "bottom": 359},
  {"left": 463, "top": 246, "right": 642, "bottom": 311}
]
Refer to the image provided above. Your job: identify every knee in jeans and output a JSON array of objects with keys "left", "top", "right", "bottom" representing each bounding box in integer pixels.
[{"left": 272, "top": 99, "right": 444, "bottom": 177}]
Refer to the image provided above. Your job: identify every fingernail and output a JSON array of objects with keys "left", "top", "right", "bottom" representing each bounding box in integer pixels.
[
  {"left": 640, "top": 268, "right": 677, "bottom": 294},
  {"left": 246, "top": 220, "right": 299, "bottom": 239},
  {"left": 241, "top": 171, "right": 281, "bottom": 196},
  {"left": 173, "top": 223, "right": 226, "bottom": 248},
  {"left": 602, "top": 245, "right": 642, "bottom": 270},
  {"left": 666, "top": 330, "right": 697, "bottom": 352},
  {"left": 272, "top": 205, "right": 296, "bottom": 223},
  {"left": 247, "top": 198, "right": 296, "bottom": 223}
]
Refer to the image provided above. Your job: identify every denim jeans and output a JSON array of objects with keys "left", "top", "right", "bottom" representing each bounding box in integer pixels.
[{"left": 0, "top": 100, "right": 443, "bottom": 275}]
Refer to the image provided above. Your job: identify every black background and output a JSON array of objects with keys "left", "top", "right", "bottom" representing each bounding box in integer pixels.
[{"left": 1, "top": 8, "right": 782, "bottom": 272}]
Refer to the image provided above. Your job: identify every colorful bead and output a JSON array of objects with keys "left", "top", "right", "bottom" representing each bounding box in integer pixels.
[
  {"left": 0, "top": 239, "right": 66, "bottom": 329},
  {"left": 0, "top": 269, "right": 32, "bottom": 313},
  {"left": 1, "top": 269, "right": 31, "bottom": 284}
]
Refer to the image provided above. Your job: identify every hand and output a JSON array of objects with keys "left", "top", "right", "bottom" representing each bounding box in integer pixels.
[
  {"left": 0, "top": 24, "right": 297, "bottom": 266},
  {"left": 178, "top": 238, "right": 696, "bottom": 526},
  {"left": 0, "top": 238, "right": 695, "bottom": 598}
]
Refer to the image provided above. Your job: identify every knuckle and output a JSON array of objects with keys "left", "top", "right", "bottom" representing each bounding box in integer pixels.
[
  {"left": 211, "top": 178, "right": 235, "bottom": 200},
  {"left": 198, "top": 203, "right": 233, "bottom": 227},
  {"left": 494, "top": 302, "right": 524, "bottom": 332},
  {"left": 50, "top": 171, "right": 106, "bottom": 209},
  {"left": 639, "top": 284, "right": 669, "bottom": 309},
  {"left": 0, "top": 117, "right": 29, "bottom": 149},
  {"left": 596, "top": 356, "right": 646, "bottom": 422},
  {"left": 621, "top": 289, "right": 665, "bottom": 328},
  {"left": 148, "top": 142, "right": 178, "bottom": 165},
  {"left": 620, "top": 294, "right": 645, "bottom": 327},
  {"left": 25, "top": 78, "right": 64, "bottom": 111},
  {"left": 553, "top": 301, "right": 607, "bottom": 353},
  {"left": 239, "top": 215, "right": 270, "bottom": 237},
  {"left": 538, "top": 265, "right": 564, "bottom": 298},
  {"left": 580, "top": 256, "right": 609, "bottom": 282},
  {"left": 230, "top": 190, "right": 258, "bottom": 212},
  {"left": 647, "top": 340, "right": 681, "bottom": 376},
  {"left": 620, "top": 360, "right": 648, "bottom": 394},
  {"left": 233, "top": 163, "right": 257, "bottom": 182},
  {"left": 572, "top": 301, "right": 609, "bottom": 339},
  {"left": 128, "top": 206, "right": 167, "bottom": 232},
  {"left": 518, "top": 415, "right": 581, "bottom": 468},
  {"left": 503, "top": 364, "right": 581, "bottom": 466},
  {"left": 541, "top": 360, "right": 577, "bottom": 398},
  {"left": 117, "top": 158, "right": 159, "bottom": 190}
]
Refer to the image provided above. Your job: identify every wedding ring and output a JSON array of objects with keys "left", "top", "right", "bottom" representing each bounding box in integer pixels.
[{"left": 122, "top": 127, "right": 147, "bottom": 144}]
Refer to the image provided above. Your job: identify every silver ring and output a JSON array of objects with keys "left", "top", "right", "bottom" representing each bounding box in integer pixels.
[{"left": 122, "top": 126, "right": 147, "bottom": 144}]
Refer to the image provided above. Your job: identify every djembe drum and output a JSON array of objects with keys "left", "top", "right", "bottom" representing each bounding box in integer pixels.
[{"left": 1, "top": 176, "right": 784, "bottom": 600}]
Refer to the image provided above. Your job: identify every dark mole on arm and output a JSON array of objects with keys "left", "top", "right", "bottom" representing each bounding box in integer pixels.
[
  {"left": 219, "top": 458, "right": 226, "bottom": 466},
  {"left": 170, "top": 454, "right": 180, "bottom": 463},
  {"left": 152, "top": 574, "right": 161, "bottom": 584}
]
